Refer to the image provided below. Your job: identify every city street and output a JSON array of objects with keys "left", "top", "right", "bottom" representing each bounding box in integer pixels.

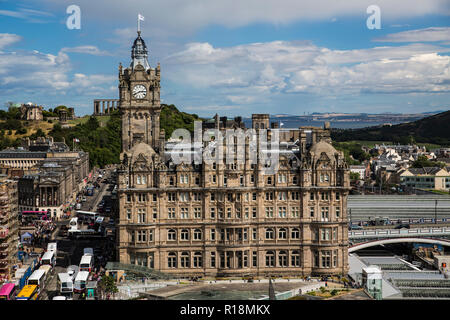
[{"left": 37, "top": 167, "right": 117, "bottom": 300}]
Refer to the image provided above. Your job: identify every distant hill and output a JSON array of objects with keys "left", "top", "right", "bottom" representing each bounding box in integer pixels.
[
  {"left": 331, "top": 110, "right": 450, "bottom": 147},
  {"left": 160, "top": 104, "right": 203, "bottom": 139}
]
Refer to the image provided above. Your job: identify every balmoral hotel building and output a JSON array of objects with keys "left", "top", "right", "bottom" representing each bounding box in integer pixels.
[{"left": 117, "top": 30, "right": 350, "bottom": 278}]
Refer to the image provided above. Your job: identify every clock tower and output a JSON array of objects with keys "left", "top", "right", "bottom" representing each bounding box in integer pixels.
[{"left": 118, "top": 30, "right": 163, "bottom": 153}]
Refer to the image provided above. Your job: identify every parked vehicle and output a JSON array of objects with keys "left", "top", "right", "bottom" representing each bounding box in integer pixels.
[{"left": 0, "top": 283, "right": 16, "bottom": 300}]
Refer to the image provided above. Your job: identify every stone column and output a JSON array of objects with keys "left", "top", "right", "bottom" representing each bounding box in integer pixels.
[{"left": 102, "top": 101, "right": 105, "bottom": 114}]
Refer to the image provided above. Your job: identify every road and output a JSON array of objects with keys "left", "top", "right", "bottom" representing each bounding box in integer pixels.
[{"left": 39, "top": 167, "right": 117, "bottom": 300}]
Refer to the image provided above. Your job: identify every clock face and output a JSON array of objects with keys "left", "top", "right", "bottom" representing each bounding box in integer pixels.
[{"left": 132, "top": 84, "right": 147, "bottom": 99}]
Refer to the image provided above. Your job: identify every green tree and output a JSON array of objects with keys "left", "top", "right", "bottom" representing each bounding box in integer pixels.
[{"left": 98, "top": 275, "right": 118, "bottom": 299}]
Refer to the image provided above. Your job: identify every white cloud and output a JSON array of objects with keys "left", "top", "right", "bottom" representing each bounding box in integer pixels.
[
  {"left": 165, "top": 39, "right": 450, "bottom": 99},
  {"left": 374, "top": 27, "right": 450, "bottom": 43},
  {"left": 0, "top": 7, "right": 54, "bottom": 23},
  {"left": 61, "top": 45, "right": 111, "bottom": 56},
  {"left": 32, "top": 0, "right": 450, "bottom": 35},
  {"left": 0, "top": 33, "right": 22, "bottom": 50}
]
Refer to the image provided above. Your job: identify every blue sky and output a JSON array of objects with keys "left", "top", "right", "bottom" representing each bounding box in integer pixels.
[{"left": 0, "top": 0, "right": 449, "bottom": 117}]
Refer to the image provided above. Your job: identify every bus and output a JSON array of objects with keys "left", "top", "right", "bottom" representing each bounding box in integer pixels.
[
  {"left": 40, "top": 251, "right": 56, "bottom": 268},
  {"left": 74, "top": 271, "right": 90, "bottom": 293},
  {"left": 47, "top": 242, "right": 57, "bottom": 256},
  {"left": 0, "top": 283, "right": 16, "bottom": 300},
  {"left": 27, "top": 269, "right": 46, "bottom": 292},
  {"left": 39, "top": 265, "right": 52, "bottom": 278},
  {"left": 76, "top": 211, "right": 98, "bottom": 223},
  {"left": 16, "top": 285, "right": 39, "bottom": 300},
  {"left": 79, "top": 255, "right": 93, "bottom": 272},
  {"left": 58, "top": 273, "right": 73, "bottom": 294}
]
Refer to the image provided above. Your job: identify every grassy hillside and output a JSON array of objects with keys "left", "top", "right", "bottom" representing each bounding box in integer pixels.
[
  {"left": 331, "top": 110, "right": 450, "bottom": 147},
  {"left": 160, "top": 104, "right": 202, "bottom": 139}
]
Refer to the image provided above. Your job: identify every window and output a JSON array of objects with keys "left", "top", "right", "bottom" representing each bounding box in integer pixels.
[
  {"left": 193, "top": 193, "right": 201, "bottom": 201},
  {"left": 236, "top": 207, "right": 241, "bottom": 219},
  {"left": 149, "top": 229, "right": 154, "bottom": 242},
  {"left": 152, "top": 207, "right": 157, "bottom": 219},
  {"left": 335, "top": 207, "right": 340, "bottom": 218},
  {"left": 310, "top": 193, "right": 314, "bottom": 201},
  {"left": 227, "top": 193, "right": 233, "bottom": 202},
  {"left": 210, "top": 252, "right": 216, "bottom": 268},
  {"left": 277, "top": 174, "right": 286, "bottom": 183},
  {"left": 168, "top": 229, "right": 176, "bottom": 241},
  {"left": 218, "top": 208, "right": 224, "bottom": 219},
  {"left": 252, "top": 193, "right": 257, "bottom": 201},
  {"left": 211, "top": 193, "right": 216, "bottom": 201},
  {"left": 291, "top": 251, "right": 300, "bottom": 267},
  {"left": 291, "top": 207, "right": 299, "bottom": 218},
  {"left": 292, "top": 176, "right": 298, "bottom": 185},
  {"left": 127, "top": 208, "right": 132, "bottom": 220},
  {"left": 265, "top": 207, "right": 274, "bottom": 218},
  {"left": 179, "top": 192, "right": 189, "bottom": 202},
  {"left": 212, "top": 175, "right": 217, "bottom": 183},
  {"left": 321, "top": 192, "right": 329, "bottom": 201},
  {"left": 210, "top": 207, "right": 216, "bottom": 219},
  {"left": 321, "top": 251, "right": 331, "bottom": 268},
  {"left": 168, "top": 252, "right": 177, "bottom": 268},
  {"left": 180, "top": 174, "right": 189, "bottom": 184},
  {"left": 127, "top": 194, "right": 132, "bottom": 203},
  {"left": 333, "top": 227, "right": 337, "bottom": 241},
  {"left": 291, "top": 228, "right": 300, "bottom": 239},
  {"left": 250, "top": 175, "right": 255, "bottom": 184},
  {"left": 227, "top": 207, "right": 232, "bottom": 218},
  {"left": 168, "top": 207, "right": 175, "bottom": 219},
  {"left": 310, "top": 207, "right": 315, "bottom": 218},
  {"left": 168, "top": 192, "right": 176, "bottom": 202},
  {"left": 265, "top": 228, "right": 274, "bottom": 239},
  {"left": 194, "top": 207, "right": 201, "bottom": 219},
  {"left": 137, "top": 230, "right": 147, "bottom": 242},
  {"left": 278, "top": 207, "right": 287, "bottom": 218},
  {"left": 265, "top": 251, "right": 275, "bottom": 267},
  {"left": 180, "top": 229, "right": 189, "bottom": 241},
  {"left": 240, "top": 175, "right": 244, "bottom": 186},
  {"left": 252, "top": 207, "right": 257, "bottom": 218},
  {"left": 265, "top": 192, "right": 273, "bottom": 201},
  {"left": 333, "top": 250, "right": 338, "bottom": 267},
  {"left": 195, "top": 177, "right": 200, "bottom": 185},
  {"left": 181, "top": 252, "right": 190, "bottom": 268},
  {"left": 278, "top": 228, "right": 287, "bottom": 239},
  {"left": 278, "top": 192, "right": 287, "bottom": 201},
  {"left": 291, "top": 192, "right": 299, "bottom": 200},
  {"left": 252, "top": 251, "right": 257, "bottom": 267},
  {"left": 193, "top": 229, "right": 202, "bottom": 240},
  {"left": 267, "top": 176, "right": 272, "bottom": 185},
  {"left": 321, "top": 228, "right": 331, "bottom": 241},
  {"left": 252, "top": 228, "right": 257, "bottom": 240},
  {"left": 278, "top": 251, "right": 287, "bottom": 267},
  {"left": 211, "top": 229, "right": 216, "bottom": 241},
  {"left": 138, "top": 193, "right": 146, "bottom": 202},
  {"left": 313, "top": 251, "right": 319, "bottom": 268},
  {"left": 223, "top": 175, "right": 227, "bottom": 186},
  {"left": 180, "top": 207, "right": 189, "bottom": 219},
  {"left": 137, "top": 209, "right": 146, "bottom": 223},
  {"left": 321, "top": 207, "right": 329, "bottom": 222},
  {"left": 336, "top": 192, "right": 340, "bottom": 201},
  {"left": 169, "top": 176, "right": 174, "bottom": 186},
  {"left": 153, "top": 193, "right": 157, "bottom": 202}
]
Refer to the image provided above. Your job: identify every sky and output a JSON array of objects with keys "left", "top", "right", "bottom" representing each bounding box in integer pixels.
[{"left": 0, "top": 0, "right": 449, "bottom": 117}]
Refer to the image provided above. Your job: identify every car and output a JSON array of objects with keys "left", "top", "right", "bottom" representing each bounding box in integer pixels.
[
  {"left": 81, "top": 197, "right": 87, "bottom": 202},
  {"left": 395, "top": 224, "right": 410, "bottom": 229}
]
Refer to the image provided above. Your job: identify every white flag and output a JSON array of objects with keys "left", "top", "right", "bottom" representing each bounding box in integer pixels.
[{"left": 138, "top": 14, "right": 145, "bottom": 21}]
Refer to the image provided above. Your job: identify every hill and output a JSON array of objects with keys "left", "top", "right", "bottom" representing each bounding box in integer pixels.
[{"left": 331, "top": 110, "right": 450, "bottom": 147}]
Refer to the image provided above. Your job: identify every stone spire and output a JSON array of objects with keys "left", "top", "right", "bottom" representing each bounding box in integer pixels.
[{"left": 130, "top": 30, "right": 150, "bottom": 70}]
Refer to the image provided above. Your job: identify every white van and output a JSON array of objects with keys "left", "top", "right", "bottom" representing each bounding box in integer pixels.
[
  {"left": 47, "top": 242, "right": 57, "bottom": 256},
  {"left": 41, "top": 251, "right": 56, "bottom": 268},
  {"left": 74, "top": 271, "right": 90, "bottom": 292},
  {"left": 27, "top": 269, "right": 46, "bottom": 292},
  {"left": 83, "top": 248, "right": 94, "bottom": 256},
  {"left": 58, "top": 273, "right": 73, "bottom": 294},
  {"left": 66, "top": 265, "right": 79, "bottom": 280},
  {"left": 79, "top": 255, "right": 93, "bottom": 273}
]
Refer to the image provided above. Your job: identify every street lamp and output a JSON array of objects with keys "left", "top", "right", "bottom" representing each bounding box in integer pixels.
[{"left": 435, "top": 199, "right": 438, "bottom": 225}]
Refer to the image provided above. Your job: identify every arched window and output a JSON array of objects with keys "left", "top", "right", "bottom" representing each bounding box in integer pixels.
[
  {"left": 181, "top": 252, "right": 190, "bottom": 268},
  {"left": 291, "top": 228, "right": 300, "bottom": 239},
  {"left": 168, "top": 252, "right": 177, "bottom": 268},
  {"left": 278, "top": 251, "right": 287, "bottom": 267},
  {"left": 291, "top": 250, "right": 300, "bottom": 267},
  {"left": 278, "top": 228, "right": 287, "bottom": 239},
  {"left": 180, "top": 229, "right": 189, "bottom": 241},
  {"left": 193, "top": 252, "right": 203, "bottom": 268},
  {"left": 265, "top": 228, "right": 274, "bottom": 240},
  {"left": 265, "top": 251, "right": 275, "bottom": 267},
  {"left": 167, "top": 229, "right": 176, "bottom": 241},
  {"left": 193, "top": 229, "right": 202, "bottom": 240}
]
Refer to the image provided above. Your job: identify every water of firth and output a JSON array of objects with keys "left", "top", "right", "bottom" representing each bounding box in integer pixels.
[{"left": 242, "top": 118, "right": 401, "bottom": 129}]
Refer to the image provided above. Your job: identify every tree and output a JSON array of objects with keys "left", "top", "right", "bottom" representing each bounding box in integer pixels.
[
  {"left": 411, "top": 155, "right": 445, "bottom": 168},
  {"left": 98, "top": 275, "right": 118, "bottom": 299},
  {"left": 350, "top": 172, "right": 360, "bottom": 181}
]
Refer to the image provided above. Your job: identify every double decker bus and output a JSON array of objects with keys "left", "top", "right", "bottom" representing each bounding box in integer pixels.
[{"left": 16, "top": 285, "right": 39, "bottom": 300}]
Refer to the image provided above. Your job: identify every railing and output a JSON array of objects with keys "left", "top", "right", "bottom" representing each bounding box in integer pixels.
[{"left": 349, "top": 227, "right": 450, "bottom": 239}]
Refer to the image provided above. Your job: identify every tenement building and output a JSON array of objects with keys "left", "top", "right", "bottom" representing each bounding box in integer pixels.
[{"left": 117, "top": 30, "right": 350, "bottom": 277}]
